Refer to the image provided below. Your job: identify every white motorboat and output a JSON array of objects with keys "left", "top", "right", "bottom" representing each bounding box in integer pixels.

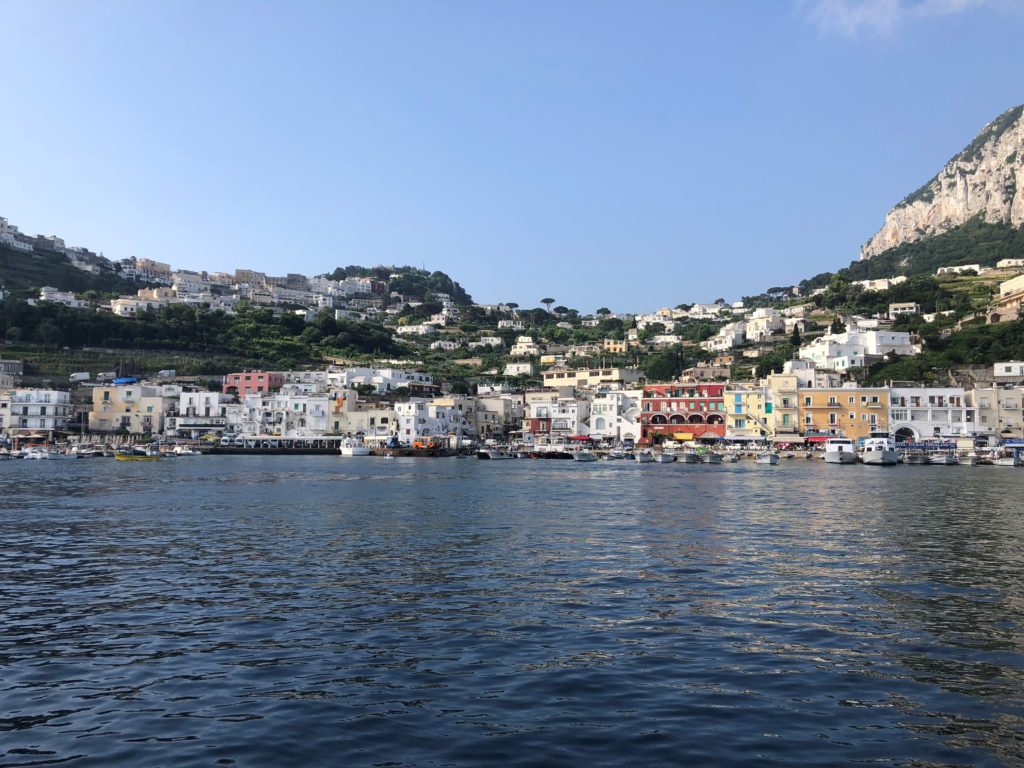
[
  {"left": 993, "top": 452, "right": 1021, "bottom": 467},
  {"left": 653, "top": 451, "right": 677, "bottom": 463},
  {"left": 634, "top": 449, "right": 655, "bottom": 463},
  {"left": 700, "top": 451, "right": 723, "bottom": 464},
  {"left": 477, "top": 448, "right": 514, "bottom": 460},
  {"left": 903, "top": 450, "right": 929, "bottom": 465},
  {"left": 755, "top": 451, "right": 779, "bottom": 465},
  {"left": 928, "top": 451, "right": 958, "bottom": 465},
  {"left": 339, "top": 438, "right": 371, "bottom": 457},
  {"left": 605, "top": 449, "right": 626, "bottom": 460},
  {"left": 861, "top": 437, "right": 898, "bottom": 466},
  {"left": 676, "top": 449, "right": 699, "bottom": 464},
  {"left": 573, "top": 449, "right": 598, "bottom": 462},
  {"left": 823, "top": 438, "right": 857, "bottom": 464}
]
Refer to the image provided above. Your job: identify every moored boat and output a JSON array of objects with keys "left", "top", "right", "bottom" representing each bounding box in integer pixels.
[
  {"left": 862, "top": 436, "right": 898, "bottom": 466},
  {"left": 115, "top": 447, "right": 162, "bottom": 461},
  {"left": 653, "top": 450, "right": 677, "bottom": 463},
  {"left": 634, "top": 449, "right": 655, "bottom": 463},
  {"left": 339, "top": 438, "right": 371, "bottom": 457},
  {"left": 823, "top": 438, "right": 857, "bottom": 464},
  {"left": 700, "top": 451, "right": 723, "bottom": 464},
  {"left": 477, "top": 448, "right": 515, "bottom": 460},
  {"left": 676, "top": 449, "right": 699, "bottom": 464},
  {"left": 573, "top": 449, "right": 598, "bottom": 462},
  {"left": 928, "top": 450, "right": 959, "bottom": 465},
  {"left": 755, "top": 451, "right": 779, "bottom": 465}
]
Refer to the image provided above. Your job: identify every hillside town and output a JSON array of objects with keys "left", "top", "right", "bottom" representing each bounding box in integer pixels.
[{"left": 4, "top": 211, "right": 1024, "bottom": 455}]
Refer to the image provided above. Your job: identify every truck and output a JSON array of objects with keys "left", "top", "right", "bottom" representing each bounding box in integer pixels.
[{"left": 68, "top": 372, "right": 91, "bottom": 382}]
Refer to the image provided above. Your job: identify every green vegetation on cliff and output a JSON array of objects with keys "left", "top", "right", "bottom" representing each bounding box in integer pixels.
[{"left": 801, "top": 219, "right": 1024, "bottom": 292}]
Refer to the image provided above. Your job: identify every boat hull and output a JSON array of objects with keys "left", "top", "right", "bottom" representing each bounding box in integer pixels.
[
  {"left": 755, "top": 453, "right": 779, "bottom": 465},
  {"left": 824, "top": 451, "right": 856, "bottom": 464},
  {"left": 862, "top": 451, "right": 898, "bottom": 466}
]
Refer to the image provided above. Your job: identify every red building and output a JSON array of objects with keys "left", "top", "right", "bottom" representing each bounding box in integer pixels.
[
  {"left": 223, "top": 371, "right": 284, "bottom": 397},
  {"left": 640, "top": 380, "right": 726, "bottom": 443}
]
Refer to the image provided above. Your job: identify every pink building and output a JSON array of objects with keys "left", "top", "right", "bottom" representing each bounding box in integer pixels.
[{"left": 223, "top": 371, "right": 283, "bottom": 397}]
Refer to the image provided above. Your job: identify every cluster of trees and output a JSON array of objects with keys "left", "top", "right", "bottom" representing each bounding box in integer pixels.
[
  {"left": 322, "top": 265, "right": 474, "bottom": 306},
  {"left": 0, "top": 300, "right": 403, "bottom": 367},
  {"left": 812, "top": 274, "right": 969, "bottom": 316}
]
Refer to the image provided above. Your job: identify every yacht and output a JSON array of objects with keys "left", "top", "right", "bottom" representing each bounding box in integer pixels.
[
  {"left": 861, "top": 437, "right": 898, "bottom": 466},
  {"left": 823, "top": 438, "right": 857, "bottom": 464}
]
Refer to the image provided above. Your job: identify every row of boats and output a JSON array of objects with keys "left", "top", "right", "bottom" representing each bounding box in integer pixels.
[
  {"left": 817, "top": 437, "right": 1019, "bottom": 466},
  {"left": 0, "top": 445, "right": 202, "bottom": 460},
  {"left": 476, "top": 437, "right": 1023, "bottom": 467}
]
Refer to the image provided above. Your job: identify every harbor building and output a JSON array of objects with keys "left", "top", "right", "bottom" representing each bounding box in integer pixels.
[
  {"left": 640, "top": 380, "right": 726, "bottom": 444},
  {"left": 798, "top": 385, "right": 889, "bottom": 444}
]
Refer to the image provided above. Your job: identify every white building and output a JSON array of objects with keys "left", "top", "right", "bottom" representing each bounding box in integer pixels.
[
  {"left": 744, "top": 308, "right": 784, "bottom": 342},
  {"left": 525, "top": 395, "right": 590, "bottom": 441},
  {"left": 852, "top": 276, "right": 907, "bottom": 292},
  {"left": 394, "top": 323, "right": 437, "bottom": 336},
  {"left": 994, "top": 361, "right": 1024, "bottom": 382},
  {"left": 38, "top": 286, "right": 88, "bottom": 309},
  {"left": 702, "top": 322, "right": 747, "bottom": 352},
  {"left": 799, "top": 329, "right": 919, "bottom": 371},
  {"left": 588, "top": 389, "right": 642, "bottom": 443},
  {"left": 394, "top": 399, "right": 474, "bottom": 445},
  {"left": 996, "top": 258, "right": 1024, "bottom": 270},
  {"left": 327, "top": 367, "right": 434, "bottom": 394},
  {"left": 889, "top": 387, "right": 974, "bottom": 442},
  {"left": 510, "top": 336, "right": 542, "bottom": 357},
  {"left": 429, "top": 339, "right": 461, "bottom": 351},
  {"left": 0, "top": 389, "right": 71, "bottom": 438},
  {"left": 167, "top": 391, "right": 232, "bottom": 437},
  {"left": 936, "top": 264, "right": 983, "bottom": 276},
  {"left": 504, "top": 362, "right": 534, "bottom": 377}
]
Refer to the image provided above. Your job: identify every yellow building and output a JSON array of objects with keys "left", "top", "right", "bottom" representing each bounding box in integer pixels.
[
  {"left": 602, "top": 338, "right": 628, "bottom": 354},
  {"left": 724, "top": 384, "right": 773, "bottom": 438},
  {"left": 88, "top": 384, "right": 174, "bottom": 435},
  {"left": 763, "top": 372, "right": 801, "bottom": 437},
  {"left": 798, "top": 386, "right": 889, "bottom": 443}
]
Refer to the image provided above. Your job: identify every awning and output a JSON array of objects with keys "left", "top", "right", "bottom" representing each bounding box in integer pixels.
[
  {"left": 806, "top": 436, "right": 831, "bottom": 442},
  {"left": 774, "top": 436, "right": 806, "bottom": 444},
  {"left": 673, "top": 432, "right": 694, "bottom": 441},
  {"left": 722, "top": 435, "right": 758, "bottom": 442}
]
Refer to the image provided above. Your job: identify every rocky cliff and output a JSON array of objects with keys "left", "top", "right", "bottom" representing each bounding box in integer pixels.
[{"left": 861, "top": 105, "right": 1024, "bottom": 260}]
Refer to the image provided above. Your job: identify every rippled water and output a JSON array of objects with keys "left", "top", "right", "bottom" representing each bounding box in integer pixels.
[{"left": 1, "top": 456, "right": 1022, "bottom": 766}]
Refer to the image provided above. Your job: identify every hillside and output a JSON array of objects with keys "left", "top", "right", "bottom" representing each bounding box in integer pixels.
[
  {"left": 861, "top": 104, "right": 1024, "bottom": 259},
  {"left": 0, "top": 243, "right": 143, "bottom": 296}
]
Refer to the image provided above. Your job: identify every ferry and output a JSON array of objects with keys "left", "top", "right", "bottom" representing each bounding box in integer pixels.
[
  {"left": 861, "top": 436, "right": 898, "bottom": 466},
  {"left": 823, "top": 438, "right": 857, "bottom": 464}
]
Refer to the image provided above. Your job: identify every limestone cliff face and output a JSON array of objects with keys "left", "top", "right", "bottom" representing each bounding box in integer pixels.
[{"left": 861, "top": 105, "right": 1024, "bottom": 260}]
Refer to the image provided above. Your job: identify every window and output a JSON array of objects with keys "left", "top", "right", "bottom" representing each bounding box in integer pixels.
[
  {"left": 804, "top": 415, "right": 812, "bottom": 425},
  {"left": 804, "top": 397, "right": 812, "bottom": 406},
  {"left": 829, "top": 413, "right": 837, "bottom": 425},
  {"left": 735, "top": 419, "right": 746, "bottom": 429}
]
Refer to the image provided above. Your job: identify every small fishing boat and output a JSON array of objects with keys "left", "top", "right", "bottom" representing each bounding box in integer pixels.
[
  {"left": 477, "top": 448, "right": 515, "bottom": 460},
  {"left": 634, "top": 449, "right": 655, "bottom": 463},
  {"left": 115, "top": 447, "right": 162, "bottom": 461},
  {"left": 573, "top": 448, "right": 598, "bottom": 462},
  {"left": 653, "top": 450, "right": 677, "bottom": 463},
  {"left": 676, "top": 449, "right": 699, "bottom": 464},
  {"left": 928, "top": 450, "right": 958, "bottom": 465},
  {"left": 700, "top": 451, "right": 723, "bottom": 465},
  {"left": 755, "top": 451, "right": 779, "bottom": 465},
  {"left": 339, "top": 438, "right": 371, "bottom": 457}
]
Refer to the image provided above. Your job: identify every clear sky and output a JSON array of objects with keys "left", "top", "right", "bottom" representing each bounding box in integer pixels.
[{"left": 3, "top": 0, "right": 1023, "bottom": 313}]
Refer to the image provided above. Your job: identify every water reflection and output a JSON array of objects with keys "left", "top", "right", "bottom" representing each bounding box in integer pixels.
[{"left": 0, "top": 458, "right": 1021, "bottom": 766}]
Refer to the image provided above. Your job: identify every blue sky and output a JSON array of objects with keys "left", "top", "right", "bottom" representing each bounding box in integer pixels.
[{"left": 3, "top": 0, "right": 1023, "bottom": 313}]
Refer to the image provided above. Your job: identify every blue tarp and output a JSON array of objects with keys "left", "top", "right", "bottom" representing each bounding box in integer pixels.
[{"left": 112, "top": 377, "right": 138, "bottom": 385}]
